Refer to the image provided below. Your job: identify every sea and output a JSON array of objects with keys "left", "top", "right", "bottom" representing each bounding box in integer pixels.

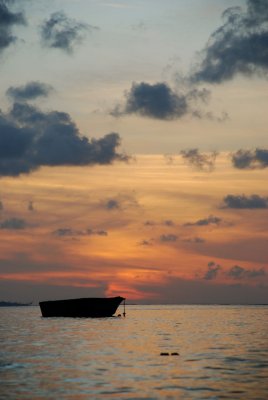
[{"left": 0, "top": 305, "right": 267, "bottom": 399}]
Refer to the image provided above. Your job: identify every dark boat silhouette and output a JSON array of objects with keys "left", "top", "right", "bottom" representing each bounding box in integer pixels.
[{"left": 39, "top": 296, "right": 125, "bottom": 318}]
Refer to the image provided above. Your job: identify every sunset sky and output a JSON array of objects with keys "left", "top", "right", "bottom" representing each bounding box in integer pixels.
[{"left": 1, "top": 0, "right": 268, "bottom": 304}]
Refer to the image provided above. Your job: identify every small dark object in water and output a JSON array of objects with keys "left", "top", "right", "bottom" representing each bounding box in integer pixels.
[
  {"left": 160, "top": 352, "right": 169, "bottom": 356},
  {"left": 39, "top": 296, "right": 125, "bottom": 318},
  {"left": 171, "top": 352, "right": 179, "bottom": 356}
]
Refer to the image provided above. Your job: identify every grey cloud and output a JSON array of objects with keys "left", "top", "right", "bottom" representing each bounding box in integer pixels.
[
  {"left": 203, "top": 261, "right": 221, "bottom": 280},
  {"left": 227, "top": 265, "right": 266, "bottom": 279},
  {"left": 231, "top": 148, "right": 268, "bottom": 169},
  {"left": 180, "top": 148, "right": 218, "bottom": 171},
  {"left": 53, "top": 228, "right": 108, "bottom": 237},
  {"left": 0, "top": 0, "right": 26, "bottom": 53},
  {"left": 41, "top": 11, "right": 97, "bottom": 53},
  {"left": 159, "top": 233, "right": 178, "bottom": 243},
  {"left": 192, "top": 0, "right": 268, "bottom": 83},
  {"left": 102, "top": 194, "right": 139, "bottom": 211},
  {"left": 144, "top": 219, "right": 175, "bottom": 227},
  {"left": 112, "top": 81, "right": 225, "bottom": 121},
  {"left": 0, "top": 102, "right": 127, "bottom": 176},
  {"left": 223, "top": 194, "right": 268, "bottom": 209},
  {"left": 163, "top": 220, "right": 175, "bottom": 227},
  {"left": 184, "top": 215, "right": 222, "bottom": 227},
  {"left": 0, "top": 217, "right": 27, "bottom": 229},
  {"left": 105, "top": 199, "right": 120, "bottom": 210},
  {"left": 6, "top": 81, "right": 53, "bottom": 102},
  {"left": 139, "top": 239, "right": 153, "bottom": 246},
  {"left": 112, "top": 81, "right": 188, "bottom": 120},
  {"left": 183, "top": 237, "right": 205, "bottom": 244}
]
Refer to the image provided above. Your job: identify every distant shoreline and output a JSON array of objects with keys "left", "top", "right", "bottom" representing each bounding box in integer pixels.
[{"left": 0, "top": 301, "right": 32, "bottom": 307}]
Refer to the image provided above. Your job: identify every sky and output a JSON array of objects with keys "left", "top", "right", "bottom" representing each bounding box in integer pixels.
[{"left": 0, "top": 0, "right": 268, "bottom": 304}]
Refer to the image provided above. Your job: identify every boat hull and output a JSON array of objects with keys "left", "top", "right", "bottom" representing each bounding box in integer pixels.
[{"left": 39, "top": 296, "right": 125, "bottom": 318}]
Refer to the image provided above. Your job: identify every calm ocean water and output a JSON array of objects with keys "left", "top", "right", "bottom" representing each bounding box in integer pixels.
[{"left": 0, "top": 305, "right": 267, "bottom": 399}]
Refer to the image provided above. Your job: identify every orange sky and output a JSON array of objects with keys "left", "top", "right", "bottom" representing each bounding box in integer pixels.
[{"left": 1, "top": 155, "right": 267, "bottom": 303}]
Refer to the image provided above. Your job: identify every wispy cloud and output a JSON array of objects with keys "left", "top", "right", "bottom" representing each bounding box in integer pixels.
[
  {"left": 0, "top": 217, "right": 27, "bottom": 230},
  {"left": 184, "top": 215, "right": 222, "bottom": 227},
  {"left": 180, "top": 148, "right": 218, "bottom": 171},
  {"left": 191, "top": 0, "right": 268, "bottom": 83},
  {"left": 0, "top": 0, "right": 26, "bottom": 53},
  {"left": 53, "top": 228, "right": 108, "bottom": 238},
  {"left": 227, "top": 265, "right": 266, "bottom": 280},
  {"left": 40, "top": 11, "right": 98, "bottom": 54},
  {"left": 6, "top": 82, "right": 53, "bottom": 102},
  {"left": 203, "top": 261, "right": 222, "bottom": 280}
]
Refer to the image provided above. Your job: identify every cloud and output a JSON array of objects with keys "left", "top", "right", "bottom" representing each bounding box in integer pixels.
[
  {"left": 139, "top": 239, "right": 153, "bottom": 246},
  {"left": 0, "top": 200, "right": 3, "bottom": 211},
  {"left": 40, "top": 11, "right": 98, "bottom": 53},
  {"left": 0, "top": 0, "right": 26, "bottom": 53},
  {"left": 144, "top": 219, "right": 175, "bottom": 227},
  {"left": 112, "top": 81, "right": 226, "bottom": 121},
  {"left": 104, "top": 199, "right": 120, "bottom": 210},
  {"left": 227, "top": 265, "right": 266, "bottom": 280},
  {"left": 223, "top": 194, "right": 268, "bottom": 209},
  {"left": 111, "top": 81, "right": 188, "bottom": 120},
  {"left": 102, "top": 194, "right": 139, "bottom": 211},
  {"left": 0, "top": 217, "right": 27, "bottom": 229},
  {"left": 159, "top": 233, "right": 178, "bottom": 243},
  {"left": 183, "top": 237, "right": 205, "bottom": 244},
  {"left": 203, "top": 261, "right": 221, "bottom": 280},
  {"left": 0, "top": 101, "right": 128, "bottom": 176},
  {"left": 53, "top": 228, "right": 108, "bottom": 237},
  {"left": 231, "top": 148, "right": 268, "bottom": 169},
  {"left": 192, "top": 0, "right": 268, "bottom": 83},
  {"left": 184, "top": 215, "right": 222, "bottom": 227},
  {"left": 180, "top": 148, "right": 218, "bottom": 171},
  {"left": 6, "top": 81, "right": 53, "bottom": 102}
]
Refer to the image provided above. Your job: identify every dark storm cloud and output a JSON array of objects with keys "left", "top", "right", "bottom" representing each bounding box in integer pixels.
[
  {"left": 184, "top": 215, "right": 222, "bottom": 227},
  {"left": 0, "top": 102, "right": 127, "bottom": 176},
  {"left": 203, "top": 261, "right": 221, "bottom": 280},
  {"left": 180, "top": 148, "right": 218, "bottom": 171},
  {"left": 6, "top": 82, "right": 53, "bottom": 102},
  {"left": 0, "top": 217, "right": 27, "bottom": 229},
  {"left": 227, "top": 265, "right": 266, "bottom": 279},
  {"left": 41, "top": 11, "right": 98, "bottom": 53},
  {"left": 53, "top": 228, "right": 108, "bottom": 237},
  {"left": 192, "top": 0, "right": 268, "bottom": 83},
  {"left": 223, "top": 194, "right": 268, "bottom": 209},
  {"left": 0, "top": 0, "right": 26, "bottom": 53},
  {"left": 231, "top": 148, "right": 268, "bottom": 169}
]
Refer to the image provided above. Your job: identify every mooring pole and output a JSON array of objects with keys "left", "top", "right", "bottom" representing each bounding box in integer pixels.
[{"left": 123, "top": 299, "right": 126, "bottom": 317}]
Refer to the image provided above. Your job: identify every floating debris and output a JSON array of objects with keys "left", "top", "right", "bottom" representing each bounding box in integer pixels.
[{"left": 160, "top": 352, "right": 180, "bottom": 356}]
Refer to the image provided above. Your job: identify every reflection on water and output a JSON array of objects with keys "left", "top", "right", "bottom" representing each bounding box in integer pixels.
[{"left": 0, "top": 305, "right": 268, "bottom": 399}]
